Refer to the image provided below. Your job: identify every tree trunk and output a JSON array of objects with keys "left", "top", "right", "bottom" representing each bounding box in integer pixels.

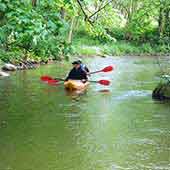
[
  {"left": 164, "top": 8, "right": 170, "bottom": 36},
  {"left": 68, "top": 17, "right": 75, "bottom": 44},
  {"left": 158, "top": 6, "right": 165, "bottom": 38},
  {"left": 74, "top": 16, "right": 80, "bottom": 31},
  {"left": 32, "top": 0, "right": 37, "bottom": 7},
  {"left": 60, "top": 7, "right": 65, "bottom": 19},
  {"left": 158, "top": 0, "right": 170, "bottom": 38}
]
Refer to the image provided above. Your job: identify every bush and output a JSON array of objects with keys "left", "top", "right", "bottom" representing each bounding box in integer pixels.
[
  {"left": 0, "top": 0, "right": 71, "bottom": 62},
  {"left": 107, "top": 27, "right": 126, "bottom": 40}
]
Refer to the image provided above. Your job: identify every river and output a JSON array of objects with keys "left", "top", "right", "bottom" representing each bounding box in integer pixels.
[{"left": 0, "top": 56, "right": 170, "bottom": 170}]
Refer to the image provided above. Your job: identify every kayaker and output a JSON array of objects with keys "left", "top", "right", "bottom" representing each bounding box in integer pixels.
[{"left": 65, "top": 61, "right": 88, "bottom": 82}]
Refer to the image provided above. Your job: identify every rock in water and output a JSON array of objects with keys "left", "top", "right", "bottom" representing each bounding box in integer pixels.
[
  {"left": 152, "top": 83, "right": 170, "bottom": 100},
  {"left": 2, "top": 63, "right": 17, "bottom": 71},
  {"left": 0, "top": 71, "right": 10, "bottom": 77}
]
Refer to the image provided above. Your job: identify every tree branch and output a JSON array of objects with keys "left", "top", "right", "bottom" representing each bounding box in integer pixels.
[
  {"left": 89, "top": 0, "right": 113, "bottom": 20},
  {"left": 76, "top": 0, "right": 94, "bottom": 26}
]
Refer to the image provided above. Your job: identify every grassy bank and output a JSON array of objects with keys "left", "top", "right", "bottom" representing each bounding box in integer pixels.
[{"left": 71, "top": 36, "right": 170, "bottom": 57}]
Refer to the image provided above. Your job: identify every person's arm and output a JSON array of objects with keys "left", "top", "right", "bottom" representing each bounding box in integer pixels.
[
  {"left": 81, "top": 70, "right": 88, "bottom": 83},
  {"left": 65, "top": 69, "right": 73, "bottom": 81},
  {"left": 85, "top": 66, "right": 90, "bottom": 73},
  {"left": 84, "top": 66, "right": 91, "bottom": 76}
]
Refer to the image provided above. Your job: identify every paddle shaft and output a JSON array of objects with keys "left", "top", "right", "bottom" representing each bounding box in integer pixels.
[
  {"left": 89, "top": 80, "right": 99, "bottom": 83},
  {"left": 55, "top": 78, "right": 100, "bottom": 83},
  {"left": 55, "top": 78, "right": 108, "bottom": 85},
  {"left": 88, "top": 66, "right": 114, "bottom": 75},
  {"left": 55, "top": 78, "right": 65, "bottom": 81},
  {"left": 55, "top": 78, "right": 88, "bottom": 83},
  {"left": 88, "top": 70, "right": 102, "bottom": 75}
]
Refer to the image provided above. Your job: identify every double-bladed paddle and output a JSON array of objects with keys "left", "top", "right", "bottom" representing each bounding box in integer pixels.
[
  {"left": 40, "top": 65, "right": 114, "bottom": 86},
  {"left": 40, "top": 76, "right": 110, "bottom": 86}
]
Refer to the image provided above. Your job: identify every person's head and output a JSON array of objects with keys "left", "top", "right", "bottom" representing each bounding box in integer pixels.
[{"left": 72, "top": 61, "right": 81, "bottom": 69}]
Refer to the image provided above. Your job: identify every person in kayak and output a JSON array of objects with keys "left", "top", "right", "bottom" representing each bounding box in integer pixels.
[{"left": 65, "top": 61, "right": 88, "bottom": 82}]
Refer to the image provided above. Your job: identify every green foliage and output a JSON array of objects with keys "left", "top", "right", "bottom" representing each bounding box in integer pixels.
[
  {"left": 86, "top": 23, "right": 116, "bottom": 42},
  {"left": 0, "top": 0, "right": 170, "bottom": 62},
  {"left": 0, "top": 0, "right": 72, "bottom": 62},
  {"left": 0, "top": 47, "right": 23, "bottom": 63},
  {"left": 73, "top": 0, "right": 170, "bottom": 47},
  {"left": 108, "top": 27, "right": 126, "bottom": 40},
  {"left": 84, "top": 5, "right": 125, "bottom": 42}
]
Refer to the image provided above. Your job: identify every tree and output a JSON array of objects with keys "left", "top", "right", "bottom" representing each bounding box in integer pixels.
[
  {"left": 158, "top": 0, "right": 170, "bottom": 38},
  {"left": 32, "top": 0, "right": 37, "bottom": 7}
]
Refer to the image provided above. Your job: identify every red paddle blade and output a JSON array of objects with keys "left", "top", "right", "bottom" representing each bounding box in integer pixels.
[
  {"left": 98, "top": 80, "right": 110, "bottom": 86},
  {"left": 47, "top": 79, "right": 59, "bottom": 85},
  {"left": 40, "top": 76, "right": 53, "bottom": 81},
  {"left": 102, "top": 66, "right": 114, "bottom": 72}
]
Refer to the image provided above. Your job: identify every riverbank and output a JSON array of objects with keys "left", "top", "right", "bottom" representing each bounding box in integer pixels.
[
  {"left": 71, "top": 36, "right": 170, "bottom": 57},
  {"left": 0, "top": 58, "right": 57, "bottom": 77},
  {"left": 1, "top": 38, "right": 170, "bottom": 66}
]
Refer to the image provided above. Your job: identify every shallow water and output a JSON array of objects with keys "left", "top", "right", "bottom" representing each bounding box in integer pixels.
[{"left": 0, "top": 56, "right": 170, "bottom": 170}]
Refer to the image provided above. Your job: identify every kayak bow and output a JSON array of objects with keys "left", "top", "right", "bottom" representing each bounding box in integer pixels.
[{"left": 64, "top": 80, "right": 89, "bottom": 91}]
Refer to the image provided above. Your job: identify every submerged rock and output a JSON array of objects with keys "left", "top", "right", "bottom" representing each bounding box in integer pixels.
[
  {"left": 0, "top": 71, "right": 10, "bottom": 77},
  {"left": 152, "top": 83, "right": 170, "bottom": 100},
  {"left": 2, "top": 63, "right": 17, "bottom": 71}
]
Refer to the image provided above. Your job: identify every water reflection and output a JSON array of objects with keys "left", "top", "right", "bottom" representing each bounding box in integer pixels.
[
  {"left": 0, "top": 56, "right": 170, "bottom": 170},
  {"left": 98, "top": 89, "right": 111, "bottom": 93}
]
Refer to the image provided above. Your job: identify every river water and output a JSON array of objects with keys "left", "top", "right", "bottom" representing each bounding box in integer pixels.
[{"left": 0, "top": 56, "right": 170, "bottom": 170}]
